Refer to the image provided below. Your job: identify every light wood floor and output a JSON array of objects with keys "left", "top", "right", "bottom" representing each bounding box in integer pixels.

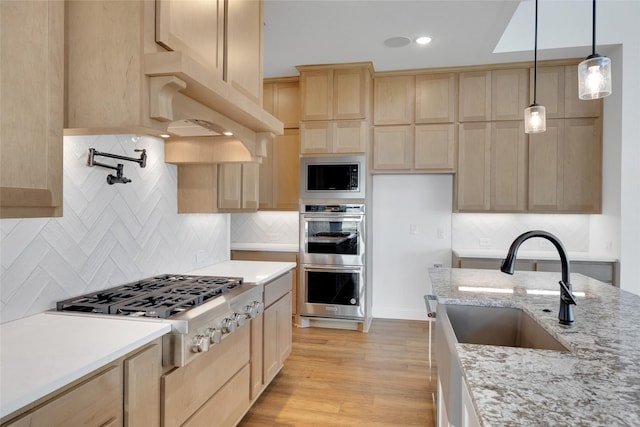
[{"left": 239, "top": 318, "right": 437, "bottom": 427}]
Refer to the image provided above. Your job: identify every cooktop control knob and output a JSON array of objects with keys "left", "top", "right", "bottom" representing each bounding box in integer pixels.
[
  {"left": 232, "top": 312, "right": 247, "bottom": 327},
  {"left": 243, "top": 304, "right": 258, "bottom": 319},
  {"left": 205, "top": 327, "right": 222, "bottom": 345},
  {"left": 221, "top": 317, "right": 237, "bottom": 334},
  {"left": 252, "top": 301, "right": 264, "bottom": 314},
  {"left": 191, "top": 335, "right": 209, "bottom": 353}
]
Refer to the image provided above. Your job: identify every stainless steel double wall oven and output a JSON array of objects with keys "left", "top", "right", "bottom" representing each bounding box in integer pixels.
[{"left": 300, "top": 203, "right": 366, "bottom": 319}]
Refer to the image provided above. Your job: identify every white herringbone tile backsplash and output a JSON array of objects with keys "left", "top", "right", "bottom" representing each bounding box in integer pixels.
[
  {"left": 231, "top": 211, "right": 299, "bottom": 244},
  {"left": 0, "top": 135, "right": 229, "bottom": 323}
]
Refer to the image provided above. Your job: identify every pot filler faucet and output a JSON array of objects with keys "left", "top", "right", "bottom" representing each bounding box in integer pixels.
[{"left": 500, "top": 230, "right": 577, "bottom": 326}]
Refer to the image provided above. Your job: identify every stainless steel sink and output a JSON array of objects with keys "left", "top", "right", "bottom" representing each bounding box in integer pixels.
[{"left": 443, "top": 304, "right": 569, "bottom": 351}]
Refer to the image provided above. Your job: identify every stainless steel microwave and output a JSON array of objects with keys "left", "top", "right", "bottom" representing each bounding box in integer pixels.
[{"left": 300, "top": 155, "right": 366, "bottom": 199}]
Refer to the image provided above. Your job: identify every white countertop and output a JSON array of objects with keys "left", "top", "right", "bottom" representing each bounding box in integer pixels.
[
  {"left": 188, "top": 260, "right": 296, "bottom": 284},
  {"left": 0, "top": 260, "right": 294, "bottom": 420},
  {"left": 230, "top": 242, "right": 299, "bottom": 253},
  {"left": 453, "top": 248, "right": 619, "bottom": 262},
  {"left": 0, "top": 313, "right": 170, "bottom": 419}
]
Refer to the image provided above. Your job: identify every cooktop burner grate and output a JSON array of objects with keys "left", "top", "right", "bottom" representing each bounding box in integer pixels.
[{"left": 56, "top": 274, "right": 243, "bottom": 318}]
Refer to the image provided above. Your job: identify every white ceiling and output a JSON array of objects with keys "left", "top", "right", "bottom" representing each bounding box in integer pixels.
[{"left": 262, "top": 0, "right": 625, "bottom": 78}]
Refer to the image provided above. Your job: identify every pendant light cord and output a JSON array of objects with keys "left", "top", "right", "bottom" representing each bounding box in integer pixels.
[
  {"left": 533, "top": 0, "right": 539, "bottom": 105},
  {"left": 591, "top": 0, "right": 597, "bottom": 56}
]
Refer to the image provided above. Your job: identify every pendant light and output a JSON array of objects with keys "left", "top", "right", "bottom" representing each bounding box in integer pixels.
[
  {"left": 578, "top": 0, "right": 611, "bottom": 100},
  {"left": 525, "top": 0, "right": 546, "bottom": 134}
]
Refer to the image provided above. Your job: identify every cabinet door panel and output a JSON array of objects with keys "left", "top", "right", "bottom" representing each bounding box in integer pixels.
[
  {"left": 258, "top": 138, "right": 274, "bottom": 210},
  {"left": 416, "top": 73, "right": 457, "bottom": 123},
  {"left": 227, "top": 0, "right": 263, "bottom": 104},
  {"left": 273, "top": 130, "right": 301, "bottom": 209},
  {"left": 491, "top": 69, "right": 528, "bottom": 121},
  {"left": 414, "top": 124, "right": 456, "bottom": 171},
  {"left": 374, "top": 75, "right": 415, "bottom": 125},
  {"left": 533, "top": 66, "right": 564, "bottom": 119},
  {"left": 333, "top": 68, "right": 368, "bottom": 119},
  {"left": 300, "top": 121, "right": 332, "bottom": 154},
  {"left": 372, "top": 126, "right": 413, "bottom": 170},
  {"left": 124, "top": 341, "right": 161, "bottom": 427},
  {"left": 275, "top": 82, "right": 301, "bottom": 128},
  {"left": 1, "top": 0, "right": 63, "bottom": 218},
  {"left": 218, "top": 163, "right": 243, "bottom": 209},
  {"left": 491, "top": 122, "right": 527, "bottom": 211},
  {"left": 241, "top": 163, "right": 260, "bottom": 210},
  {"left": 529, "top": 119, "right": 563, "bottom": 211},
  {"left": 459, "top": 71, "right": 491, "bottom": 122},
  {"left": 562, "top": 118, "right": 602, "bottom": 212},
  {"left": 300, "top": 70, "right": 332, "bottom": 120},
  {"left": 156, "top": 0, "right": 224, "bottom": 80},
  {"left": 457, "top": 123, "right": 491, "bottom": 211},
  {"left": 334, "top": 120, "right": 367, "bottom": 154}
]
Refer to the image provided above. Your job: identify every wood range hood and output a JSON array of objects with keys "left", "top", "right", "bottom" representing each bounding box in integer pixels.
[
  {"left": 63, "top": 0, "right": 283, "bottom": 163},
  {"left": 145, "top": 51, "right": 283, "bottom": 163}
]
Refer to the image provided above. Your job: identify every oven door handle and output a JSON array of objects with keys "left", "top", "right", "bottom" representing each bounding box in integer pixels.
[
  {"left": 302, "top": 215, "right": 364, "bottom": 221},
  {"left": 303, "top": 265, "right": 363, "bottom": 273}
]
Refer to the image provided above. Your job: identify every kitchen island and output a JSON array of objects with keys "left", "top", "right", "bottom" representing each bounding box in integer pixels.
[{"left": 429, "top": 268, "right": 640, "bottom": 426}]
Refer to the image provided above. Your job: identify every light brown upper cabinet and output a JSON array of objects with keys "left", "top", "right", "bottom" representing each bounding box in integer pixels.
[
  {"left": 259, "top": 129, "right": 300, "bottom": 210},
  {"left": 491, "top": 69, "right": 529, "bottom": 121},
  {"left": 414, "top": 124, "right": 456, "bottom": 172},
  {"left": 458, "top": 71, "right": 492, "bottom": 122},
  {"left": 457, "top": 123, "right": 491, "bottom": 210},
  {"left": 298, "top": 63, "right": 372, "bottom": 154},
  {"left": 263, "top": 78, "right": 300, "bottom": 129},
  {"left": 533, "top": 65, "right": 602, "bottom": 119},
  {"left": 300, "top": 121, "right": 367, "bottom": 154},
  {"left": 156, "top": 0, "right": 225, "bottom": 82},
  {"left": 1, "top": 0, "right": 64, "bottom": 219},
  {"left": 456, "top": 122, "right": 526, "bottom": 212},
  {"left": 218, "top": 163, "right": 260, "bottom": 212},
  {"left": 529, "top": 118, "right": 602, "bottom": 213},
  {"left": 298, "top": 64, "right": 372, "bottom": 121},
  {"left": 372, "top": 123, "right": 458, "bottom": 173},
  {"left": 373, "top": 75, "right": 415, "bottom": 125},
  {"left": 372, "top": 126, "right": 413, "bottom": 170},
  {"left": 415, "top": 73, "right": 457, "bottom": 123}
]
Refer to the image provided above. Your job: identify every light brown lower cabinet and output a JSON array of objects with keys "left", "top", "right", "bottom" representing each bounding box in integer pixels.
[
  {"left": 263, "top": 291, "right": 292, "bottom": 385},
  {"left": 2, "top": 339, "right": 162, "bottom": 427},
  {"left": 453, "top": 255, "right": 618, "bottom": 286}
]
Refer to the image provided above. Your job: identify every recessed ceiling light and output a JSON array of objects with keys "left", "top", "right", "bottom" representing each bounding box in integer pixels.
[
  {"left": 416, "top": 36, "right": 432, "bottom": 45},
  {"left": 384, "top": 36, "right": 411, "bottom": 48}
]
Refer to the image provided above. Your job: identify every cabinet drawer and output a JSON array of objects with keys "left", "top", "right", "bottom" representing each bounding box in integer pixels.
[
  {"left": 182, "top": 364, "right": 250, "bottom": 427},
  {"left": 162, "top": 326, "right": 250, "bottom": 427},
  {"left": 4, "top": 365, "right": 122, "bottom": 427},
  {"left": 264, "top": 271, "right": 293, "bottom": 307}
]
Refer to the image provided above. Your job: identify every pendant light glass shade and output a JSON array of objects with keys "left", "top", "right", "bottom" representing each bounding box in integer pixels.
[
  {"left": 578, "top": 55, "right": 612, "bottom": 99},
  {"left": 525, "top": 0, "right": 545, "bottom": 134},
  {"left": 578, "top": 0, "right": 611, "bottom": 100},
  {"left": 524, "top": 104, "right": 546, "bottom": 133}
]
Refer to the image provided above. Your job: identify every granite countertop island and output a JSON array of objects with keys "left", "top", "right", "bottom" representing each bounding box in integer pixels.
[{"left": 428, "top": 268, "right": 640, "bottom": 426}]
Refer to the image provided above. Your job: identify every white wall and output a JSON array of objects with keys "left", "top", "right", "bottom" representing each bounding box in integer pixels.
[
  {"left": 0, "top": 135, "right": 229, "bottom": 324},
  {"left": 371, "top": 175, "right": 453, "bottom": 320}
]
